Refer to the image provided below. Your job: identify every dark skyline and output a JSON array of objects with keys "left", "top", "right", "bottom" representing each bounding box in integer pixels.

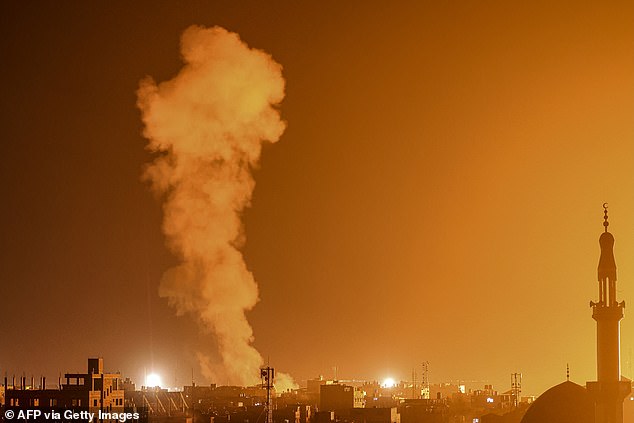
[{"left": 0, "top": 1, "right": 632, "bottom": 396}]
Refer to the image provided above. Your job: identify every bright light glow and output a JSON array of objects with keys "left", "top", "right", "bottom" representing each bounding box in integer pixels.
[
  {"left": 382, "top": 377, "right": 396, "bottom": 388},
  {"left": 145, "top": 373, "right": 162, "bottom": 387},
  {"left": 486, "top": 397, "right": 494, "bottom": 403}
]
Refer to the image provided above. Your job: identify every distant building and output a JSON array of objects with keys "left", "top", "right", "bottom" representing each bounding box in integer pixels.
[
  {"left": 470, "top": 385, "right": 501, "bottom": 411},
  {"left": 313, "top": 410, "right": 335, "bottom": 423},
  {"left": 307, "top": 377, "right": 328, "bottom": 404},
  {"left": 319, "top": 384, "right": 364, "bottom": 413},
  {"left": 399, "top": 399, "right": 448, "bottom": 423},
  {"left": 429, "top": 383, "right": 463, "bottom": 401},
  {"left": 4, "top": 358, "right": 126, "bottom": 422},
  {"left": 272, "top": 404, "right": 312, "bottom": 423},
  {"left": 350, "top": 407, "right": 399, "bottom": 423},
  {"left": 122, "top": 378, "right": 136, "bottom": 393},
  {"left": 123, "top": 383, "right": 269, "bottom": 423}
]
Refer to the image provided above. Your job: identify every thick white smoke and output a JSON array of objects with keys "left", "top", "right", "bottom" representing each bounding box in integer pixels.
[{"left": 137, "top": 25, "right": 295, "bottom": 390}]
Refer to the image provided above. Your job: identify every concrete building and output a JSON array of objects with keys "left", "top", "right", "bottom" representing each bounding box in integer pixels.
[
  {"left": 319, "top": 383, "right": 364, "bottom": 413},
  {"left": 399, "top": 399, "right": 448, "bottom": 423},
  {"left": 350, "top": 407, "right": 399, "bottom": 423},
  {"left": 307, "top": 377, "right": 328, "bottom": 405},
  {"left": 273, "top": 404, "right": 312, "bottom": 423},
  {"left": 4, "top": 358, "right": 127, "bottom": 422},
  {"left": 313, "top": 411, "right": 335, "bottom": 423}
]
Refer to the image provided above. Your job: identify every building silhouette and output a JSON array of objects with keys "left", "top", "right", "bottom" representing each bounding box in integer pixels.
[
  {"left": 586, "top": 205, "right": 632, "bottom": 423},
  {"left": 4, "top": 358, "right": 126, "bottom": 422},
  {"left": 520, "top": 381, "right": 593, "bottom": 423},
  {"left": 519, "top": 206, "right": 632, "bottom": 423}
]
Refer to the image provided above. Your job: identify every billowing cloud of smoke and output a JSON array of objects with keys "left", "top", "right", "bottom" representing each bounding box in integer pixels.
[{"left": 137, "top": 25, "right": 296, "bottom": 390}]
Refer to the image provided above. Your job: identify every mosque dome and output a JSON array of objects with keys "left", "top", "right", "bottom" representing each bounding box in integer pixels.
[{"left": 520, "top": 381, "right": 593, "bottom": 423}]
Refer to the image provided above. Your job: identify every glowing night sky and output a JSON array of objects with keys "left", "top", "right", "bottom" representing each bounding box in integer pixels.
[{"left": 0, "top": 1, "right": 632, "bottom": 396}]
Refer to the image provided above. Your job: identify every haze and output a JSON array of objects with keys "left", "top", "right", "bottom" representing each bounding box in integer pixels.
[{"left": 0, "top": 1, "right": 632, "bottom": 397}]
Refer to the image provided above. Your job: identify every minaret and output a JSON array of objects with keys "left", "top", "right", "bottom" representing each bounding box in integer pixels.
[{"left": 586, "top": 204, "right": 631, "bottom": 423}]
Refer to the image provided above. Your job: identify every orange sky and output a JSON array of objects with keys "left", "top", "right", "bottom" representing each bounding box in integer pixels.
[{"left": 0, "top": 1, "right": 632, "bottom": 396}]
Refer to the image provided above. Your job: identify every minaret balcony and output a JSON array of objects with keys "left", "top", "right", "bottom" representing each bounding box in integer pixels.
[{"left": 591, "top": 301, "right": 625, "bottom": 320}]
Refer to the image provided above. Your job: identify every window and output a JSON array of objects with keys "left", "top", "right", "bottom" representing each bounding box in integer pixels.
[{"left": 94, "top": 399, "right": 98, "bottom": 407}]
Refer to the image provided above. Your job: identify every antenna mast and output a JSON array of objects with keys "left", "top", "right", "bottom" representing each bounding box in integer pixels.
[
  {"left": 260, "top": 366, "right": 275, "bottom": 423},
  {"left": 510, "top": 373, "right": 522, "bottom": 409},
  {"left": 421, "top": 362, "right": 430, "bottom": 399}
]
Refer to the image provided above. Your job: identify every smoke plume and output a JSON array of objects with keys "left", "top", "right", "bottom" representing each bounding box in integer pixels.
[{"left": 137, "top": 25, "right": 295, "bottom": 389}]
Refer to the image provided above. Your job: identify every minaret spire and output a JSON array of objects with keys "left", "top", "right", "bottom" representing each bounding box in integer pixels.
[
  {"left": 587, "top": 204, "right": 631, "bottom": 423},
  {"left": 597, "top": 203, "right": 617, "bottom": 303}
]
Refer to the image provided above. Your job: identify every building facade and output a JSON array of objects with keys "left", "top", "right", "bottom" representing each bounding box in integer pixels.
[{"left": 4, "top": 358, "right": 127, "bottom": 422}]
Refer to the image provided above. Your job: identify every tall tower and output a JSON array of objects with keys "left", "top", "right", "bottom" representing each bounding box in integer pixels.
[
  {"left": 261, "top": 366, "right": 275, "bottom": 423},
  {"left": 586, "top": 204, "right": 631, "bottom": 423}
]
